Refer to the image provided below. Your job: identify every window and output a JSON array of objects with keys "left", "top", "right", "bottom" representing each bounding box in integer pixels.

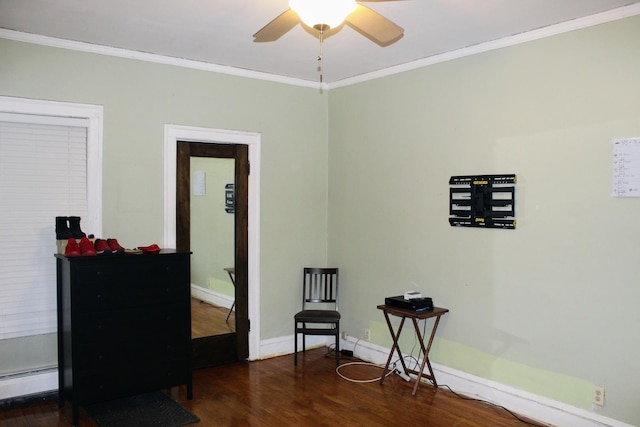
[{"left": 0, "top": 96, "right": 102, "bottom": 398}]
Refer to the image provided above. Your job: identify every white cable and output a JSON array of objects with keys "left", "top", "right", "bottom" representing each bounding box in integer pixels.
[{"left": 335, "top": 361, "right": 395, "bottom": 383}]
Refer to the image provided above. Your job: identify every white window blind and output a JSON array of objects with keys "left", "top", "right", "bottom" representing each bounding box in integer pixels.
[{"left": 0, "top": 113, "right": 88, "bottom": 340}]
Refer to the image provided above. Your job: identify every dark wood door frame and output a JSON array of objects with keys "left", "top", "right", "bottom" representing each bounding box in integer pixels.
[{"left": 176, "top": 141, "right": 249, "bottom": 368}]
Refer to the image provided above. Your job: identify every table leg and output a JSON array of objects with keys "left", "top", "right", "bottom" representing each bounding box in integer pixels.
[
  {"left": 72, "top": 403, "right": 79, "bottom": 426},
  {"left": 408, "top": 315, "right": 443, "bottom": 395},
  {"left": 225, "top": 269, "right": 236, "bottom": 321},
  {"left": 424, "top": 315, "right": 442, "bottom": 385},
  {"left": 411, "top": 318, "right": 429, "bottom": 395},
  {"left": 380, "top": 312, "right": 408, "bottom": 384}
]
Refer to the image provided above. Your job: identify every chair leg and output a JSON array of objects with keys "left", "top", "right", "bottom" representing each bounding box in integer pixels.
[
  {"left": 335, "top": 322, "right": 340, "bottom": 366},
  {"left": 294, "top": 323, "right": 298, "bottom": 366}
]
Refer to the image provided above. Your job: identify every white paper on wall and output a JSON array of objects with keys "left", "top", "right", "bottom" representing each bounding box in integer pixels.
[
  {"left": 612, "top": 137, "right": 640, "bottom": 197},
  {"left": 193, "top": 170, "right": 206, "bottom": 196}
]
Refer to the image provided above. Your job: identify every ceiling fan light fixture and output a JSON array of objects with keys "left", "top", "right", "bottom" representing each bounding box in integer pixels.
[{"left": 289, "top": 0, "right": 357, "bottom": 30}]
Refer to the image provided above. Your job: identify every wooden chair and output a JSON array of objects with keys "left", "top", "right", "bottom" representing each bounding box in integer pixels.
[{"left": 294, "top": 267, "right": 340, "bottom": 366}]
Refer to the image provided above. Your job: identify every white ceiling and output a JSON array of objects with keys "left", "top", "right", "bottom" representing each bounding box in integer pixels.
[{"left": 1, "top": 0, "right": 639, "bottom": 85}]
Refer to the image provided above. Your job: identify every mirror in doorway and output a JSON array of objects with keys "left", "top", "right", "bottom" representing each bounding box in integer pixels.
[{"left": 189, "top": 157, "right": 236, "bottom": 338}]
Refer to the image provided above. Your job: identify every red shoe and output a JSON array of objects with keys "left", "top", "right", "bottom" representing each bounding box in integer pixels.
[
  {"left": 64, "top": 238, "right": 81, "bottom": 257},
  {"left": 94, "top": 239, "right": 111, "bottom": 255},
  {"left": 107, "top": 238, "right": 125, "bottom": 254},
  {"left": 137, "top": 244, "right": 161, "bottom": 254},
  {"left": 79, "top": 237, "right": 97, "bottom": 256}
]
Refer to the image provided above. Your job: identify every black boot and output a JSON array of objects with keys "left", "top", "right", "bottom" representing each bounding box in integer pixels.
[
  {"left": 68, "top": 216, "right": 86, "bottom": 239},
  {"left": 55, "top": 217, "right": 72, "bottom": 240}
]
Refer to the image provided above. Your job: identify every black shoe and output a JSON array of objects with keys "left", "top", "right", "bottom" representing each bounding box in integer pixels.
[
  {"left": 55, "top": 217, "right": 72, "bottom": 240},
  {"left": 68, "top": 216, "right": 86, "bottom": 239}
]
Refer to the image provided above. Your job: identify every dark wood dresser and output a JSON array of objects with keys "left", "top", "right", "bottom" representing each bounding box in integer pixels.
[{"left": 55, "top": 250, "right": 193, "bottom": 425}]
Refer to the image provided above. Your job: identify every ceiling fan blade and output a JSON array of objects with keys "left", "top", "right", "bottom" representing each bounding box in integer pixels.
[
  {"left": 346, "top": 4, "right": 404, "bottom": 46},
  {"left": 253, "top": 9, "right": 299, "bottom": 42}
]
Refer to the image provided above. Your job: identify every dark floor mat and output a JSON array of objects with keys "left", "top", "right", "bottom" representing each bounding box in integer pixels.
[{"left": 86, "top": 392, "right": 199, "bottom": 427}]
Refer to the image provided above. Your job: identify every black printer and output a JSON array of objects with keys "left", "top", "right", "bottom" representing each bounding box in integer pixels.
[{"left": 384, "top": 295, "right": 433, "bottom": 311}]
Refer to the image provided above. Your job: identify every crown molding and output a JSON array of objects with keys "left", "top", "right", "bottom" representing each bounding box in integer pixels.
[
  {"left": 1, "top": 3, "right": 639, "bottom": 90},
  {"left": 327, "top": 3, "right": 640, "bottom": 89},
  {"left": 0, "top": 28, "right": 322, "bottom": 89}
]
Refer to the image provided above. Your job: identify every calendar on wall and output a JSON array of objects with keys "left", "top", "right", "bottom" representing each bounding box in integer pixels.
[
  {"left": 612, "top": 137, "right": 640, "bottom": 198},
  {"left": 449, "top": 174, "right": 516, "bottom": 229}
]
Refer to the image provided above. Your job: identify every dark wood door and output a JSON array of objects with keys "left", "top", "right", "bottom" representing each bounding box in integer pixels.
[{"left": 176, "top": 141, "right": 249, "bottom": 368}]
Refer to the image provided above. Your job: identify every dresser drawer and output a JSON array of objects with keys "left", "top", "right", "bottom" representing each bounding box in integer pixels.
[
  {"left": 74, "top": 362, "right": 190, "bottom": 405},
  {"left": 74, "top": 341, "right": 190, "bottom": 372},
  {"left": 71, "top": 256, "right": 189, "bottom": 313},
  {"left": 73, "top": 305, "right": 190, "bottom": 369},
  {"left": 74, "top": 305, "right": 188, "bottom": 342}
]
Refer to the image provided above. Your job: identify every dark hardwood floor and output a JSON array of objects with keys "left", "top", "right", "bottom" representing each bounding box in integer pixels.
[
  {"left": 191, "top": 297, "right": 235, "bottom": 338},
  {"left": 0, "top": 348, "right": 547, "bottom": 427}
]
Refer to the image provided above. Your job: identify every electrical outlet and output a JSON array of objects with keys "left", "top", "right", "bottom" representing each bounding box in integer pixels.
[
  {"left": 364, "top": 328, "right": 371, "bottom": 341},
  {"left": 341, "top": 331, "right": 347, "bottom": 340},
  {"left": 593, "top": 386, "right": 605, "bottom": 406}
]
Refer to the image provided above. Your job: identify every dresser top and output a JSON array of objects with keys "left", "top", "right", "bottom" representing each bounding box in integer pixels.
[{"left": 55, "top": 249, "right": 191, "bottom": 260}]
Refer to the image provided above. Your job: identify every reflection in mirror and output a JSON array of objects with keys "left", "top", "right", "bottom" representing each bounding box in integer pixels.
[{"left": 189, "top": 157, "right": 236, "bottom": 339}]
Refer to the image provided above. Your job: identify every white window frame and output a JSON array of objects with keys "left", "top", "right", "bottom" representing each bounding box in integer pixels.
[
  {"left": 0, "top": 96, "right": 103, "bottom": 399},
  {"left": 0, "top": 96, "right": 103, "bottom": 236}
]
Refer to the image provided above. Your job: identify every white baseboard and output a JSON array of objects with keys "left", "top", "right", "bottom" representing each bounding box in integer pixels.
[
  {"left": 430, "top": 363, "right": 634, "bottom": 427},
  {"left": 3, "top": 332, "right": 631, "bottom": 427},
  {"left": 258, "top": 334, "right": 330, "bottom": 360},
  {"left": 191, "top": 284, "right": 233, "bottom": 309},
  {"left": 259, "top": 335, "right": 631, "bottom": 427},
  {"left": 0, "top": 370, "right": 57, "bottom": 400},
  {"left": 334, "top": 337, "right": 633, "bottom": 427}
]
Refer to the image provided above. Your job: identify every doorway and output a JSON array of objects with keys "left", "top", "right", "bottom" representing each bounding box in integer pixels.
[
  {"left": 177, "top": 141, "right": 249, "bottom": 368},
  {"left": 163, "top": 124, "right": 261, "bottom": 363}
]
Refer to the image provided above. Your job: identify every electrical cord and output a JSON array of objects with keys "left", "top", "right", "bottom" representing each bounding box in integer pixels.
[
  {"left": 334, "top": 327, "right": 541, "bottom": 425},
  {"left": 326, "top": 343, "right": 357, "bottom": 360},
  {"left": 335, "top": 356, "right": 541, "bottom": 424},
  {"left": 335, "top": 361, "right": 395, "bottom": 383},
  {"left": 436, "top": 383, "right": 544, "bottom": 426},
  {"left": 333, "top": 338, "right": 398, "bottom": 383},
  {"left": 400, "top": 327, "right": 542, "bottom": 427}
]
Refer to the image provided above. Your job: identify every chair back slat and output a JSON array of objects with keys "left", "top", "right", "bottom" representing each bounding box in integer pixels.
[{"left": 303, "top": 267, "right": 339, "bottom": 310}]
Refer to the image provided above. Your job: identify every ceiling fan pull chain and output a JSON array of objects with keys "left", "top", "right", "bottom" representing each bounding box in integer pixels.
[{"left": 317, "top": 28, "right": 324, "bottom": 83}]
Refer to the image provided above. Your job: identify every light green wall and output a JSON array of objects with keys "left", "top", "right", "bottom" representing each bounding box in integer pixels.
[
  {"left": 328, "top": 16, "right": 640, "bottom": 425},
  {"left": 3, "top": 14, "right": 640, "bottom": 425},
  {"left": 190, "top": 157, "right": 234, "bottom": 296},
  {"left": 0, "top": 38, "right": 329, "bottom": 342}
]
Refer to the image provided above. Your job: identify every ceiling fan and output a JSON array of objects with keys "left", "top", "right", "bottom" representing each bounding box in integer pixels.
[{"left": 253, "top": 0, "right": 404, "bottom": 47}]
